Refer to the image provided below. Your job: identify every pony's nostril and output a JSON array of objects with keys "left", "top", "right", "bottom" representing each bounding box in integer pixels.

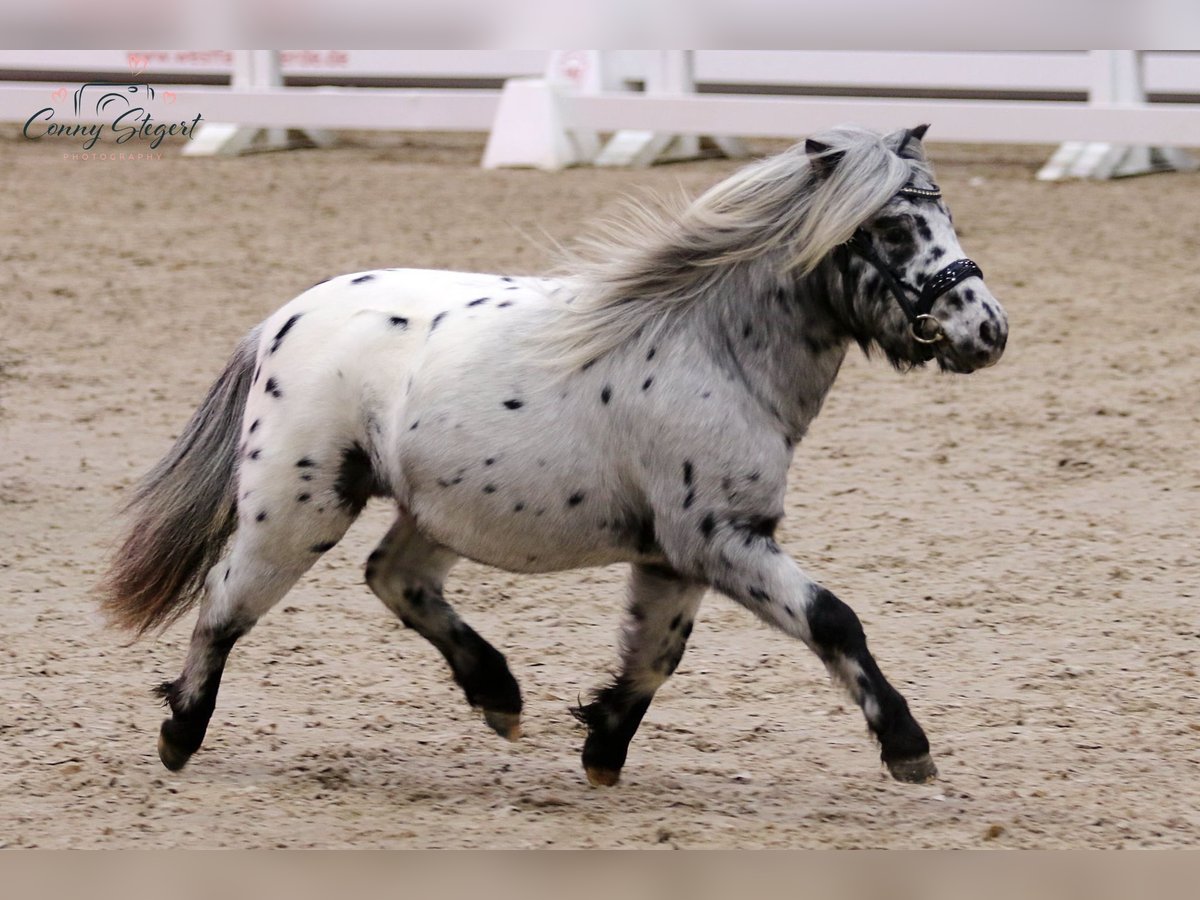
[{"left": 979, "top": 320, "right": 996, "bottom": 346}]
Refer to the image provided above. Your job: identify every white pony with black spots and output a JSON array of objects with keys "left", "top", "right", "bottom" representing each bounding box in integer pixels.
[{"left": 102, "top": 124, "right": 1008, "bottom": 787}]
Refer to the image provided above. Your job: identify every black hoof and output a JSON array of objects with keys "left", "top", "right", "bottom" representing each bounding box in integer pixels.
[
  {"left": 157, "top": 720, "right": 196, "bottom": 771},
  {"left": 457, "top": 641, "right": 523, "bottom": 728},
  {"left": 886, "top": 753, "right": 938, "bottom": 784},
  {"left": 483, "top": 709, "right": 522, "bottom": 741},
  {"left": 585, "top": 766, "right": 621, "bottom": 787}
]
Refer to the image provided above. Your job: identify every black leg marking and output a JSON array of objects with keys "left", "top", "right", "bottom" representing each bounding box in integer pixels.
[
  {"left": 807, "top": 587, "right": 933, "bottom": 780},
  {"left": 156, "top": 624, "right": 246, "bottom": 771},
  {"left": 574, "top": 680, "right": 652, "bottom": 786}
]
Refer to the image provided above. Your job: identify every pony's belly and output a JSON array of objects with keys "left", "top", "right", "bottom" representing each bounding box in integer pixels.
[{"left": 414, "top": 502, "right": 639, "bottom": 574}]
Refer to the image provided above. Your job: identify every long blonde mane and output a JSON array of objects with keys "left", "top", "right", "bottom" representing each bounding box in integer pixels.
[{"left": 535, "top": 125, "right": 928, "bottom": 369}]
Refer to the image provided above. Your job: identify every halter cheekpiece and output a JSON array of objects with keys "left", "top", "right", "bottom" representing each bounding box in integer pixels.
[{"left": 843, "top": 181, "right": 983, "bottom": 354}]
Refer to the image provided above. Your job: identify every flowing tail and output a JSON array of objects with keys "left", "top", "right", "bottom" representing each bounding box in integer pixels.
[{"left": 100, "top": 328, "right": 260, "bottom": 636}]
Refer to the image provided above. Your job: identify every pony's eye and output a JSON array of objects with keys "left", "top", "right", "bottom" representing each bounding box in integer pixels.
[{"left": 882, "top": 227, "right": 910, "bottom": 244}]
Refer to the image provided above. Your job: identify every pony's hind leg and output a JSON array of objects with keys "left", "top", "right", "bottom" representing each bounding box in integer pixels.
[
  {"left": 156, "top": 484, "right": 361, "bottom": 770},
  {"left": 365, "top": 514, "right": 523, "bottom": 740},
  {"left": 574, "top": 563, "right": 705, "bottom": 786}
]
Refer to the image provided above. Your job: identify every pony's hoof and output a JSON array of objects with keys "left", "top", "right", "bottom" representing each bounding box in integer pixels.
[
  {"left": 157, "top": 727, "right": 193, "bottom": 772},
  {"left": 585, "top": 766, "right": 621, "bottom": 787},
  {"left": 483, "top": 709, "right": 522, "bottom": 742},
  {"left": 887, "top": 754, "right": 938, "bottom": 784}
]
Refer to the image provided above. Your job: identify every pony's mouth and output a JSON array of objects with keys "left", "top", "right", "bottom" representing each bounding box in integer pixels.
[{"left": 934, "top": 343, "right": 980, "bottom": 374}]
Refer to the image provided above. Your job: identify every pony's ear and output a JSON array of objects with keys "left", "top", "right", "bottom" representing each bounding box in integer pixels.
[
  {"left": 895, "top": 124, "right": 930, "bottom": 159},
  {"left": 805, "top": 138, "right": 845, "bottom": 179}
]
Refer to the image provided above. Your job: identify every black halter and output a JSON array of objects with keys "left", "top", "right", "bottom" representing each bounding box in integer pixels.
[{"left": 843, "top": 183, "right": 983, "bottom": 350}]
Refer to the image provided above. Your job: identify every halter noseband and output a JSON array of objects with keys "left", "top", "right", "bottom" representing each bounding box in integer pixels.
[{"left": 843, "top": 183, "right": 983, "bottom": 353}]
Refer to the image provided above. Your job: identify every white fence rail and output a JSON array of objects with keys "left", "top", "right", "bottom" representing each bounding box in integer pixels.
[
  {"left": 3, "top": 50, "right": 1200, "bottom": 97},
  {"left": 2, "top": 51, "right": 1198, "bottom": 177}
]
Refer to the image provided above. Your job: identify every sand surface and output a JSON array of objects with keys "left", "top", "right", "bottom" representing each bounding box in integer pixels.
[{"left": 1, "top": 130, "right": 1198, "bottom": 848}]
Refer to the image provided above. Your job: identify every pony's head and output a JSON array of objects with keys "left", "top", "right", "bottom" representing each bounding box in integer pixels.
[{"left": 806, "top": 124, "right": 1008, "bottom": 373}]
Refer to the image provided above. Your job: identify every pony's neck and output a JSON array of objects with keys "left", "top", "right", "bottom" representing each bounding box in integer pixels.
[{"left": 692, "top": 256, "right": 851, "bottom": 444}]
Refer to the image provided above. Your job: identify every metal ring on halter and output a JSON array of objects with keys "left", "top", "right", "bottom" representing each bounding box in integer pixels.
[{"left": 910, "top": 314, "right": 945, "bottom": 344}]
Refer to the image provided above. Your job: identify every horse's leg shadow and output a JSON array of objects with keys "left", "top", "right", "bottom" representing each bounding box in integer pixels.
[
  {"left": 573, "top": 563, "right": 705, "bottom": 786},
  {"left": 365, "top": 513, "right": 523, "bottom": 740}
]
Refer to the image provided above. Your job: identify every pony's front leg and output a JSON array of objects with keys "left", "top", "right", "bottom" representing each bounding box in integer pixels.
[
  {"left": 574, "top": 563, "right": 705, "bottom": 786},
  {"left": 702, "top": 531, "right": 936, "bottom": 783}
]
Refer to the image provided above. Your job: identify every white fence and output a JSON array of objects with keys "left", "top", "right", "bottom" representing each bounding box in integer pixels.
[
  {"left": 4, "top": 50, "right": 1200, "bottom": 97},
  {"left": 2, "top": 51, "right": 1198, "bottom": 176}
]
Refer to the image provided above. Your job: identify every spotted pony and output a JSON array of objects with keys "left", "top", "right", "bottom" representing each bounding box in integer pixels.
[{"left": 101, "top": 124, "right": 1008, "bottom": 787}]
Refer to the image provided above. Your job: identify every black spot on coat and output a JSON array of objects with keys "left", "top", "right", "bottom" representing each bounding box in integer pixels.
[
  {"left": 334, "top": 442, "right": 386, "bottom": 514},
  {"left": 351, "top": 274, "right": 375, "bottom": 284},
  {"left": 269, "top": 314, "right": 303, "bottom": 354},
  {"left": 503, "top": 399, "right": 524, "bottom": 410}
]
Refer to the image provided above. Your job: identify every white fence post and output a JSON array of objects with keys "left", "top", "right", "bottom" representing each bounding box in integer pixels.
[
  {"left": 1036, "top": 51, "right": 1198, "bottom": 180},
  {"left": 183, "top": 50, "right": 335, "bottom": 156},
  {"left": 592, "top": 51, "right": 748, "bottom": 167},
  {"left": 485, "top": 51, "right": 749, "bottom": 170}
]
